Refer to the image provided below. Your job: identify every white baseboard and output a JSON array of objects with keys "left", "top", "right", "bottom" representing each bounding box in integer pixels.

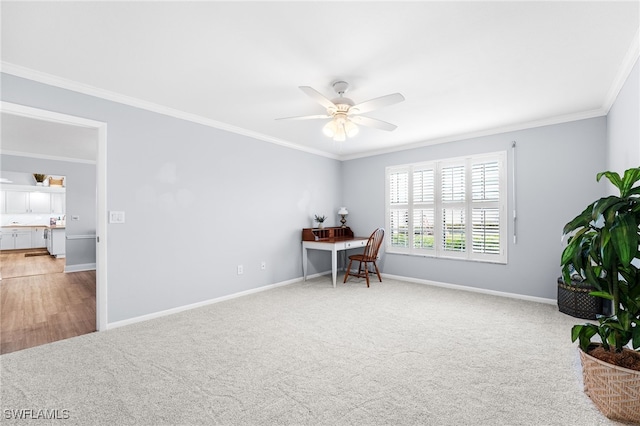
[
  {"left": 107, "top": 277, "right": 303, "bottom": 330},
  {"left": 382, "top": 273, "right": 556, "bottom": 305},
  {"left": 106, "top": 271, "right": 555, "bottom": 331},
  {"left": 64, "top": 263, "right": 96, "bottom": 273}
]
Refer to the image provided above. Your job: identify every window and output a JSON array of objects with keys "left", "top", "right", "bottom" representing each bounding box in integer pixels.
[{"left": 386, "top": 152, "right": 507, "bottom": 263}]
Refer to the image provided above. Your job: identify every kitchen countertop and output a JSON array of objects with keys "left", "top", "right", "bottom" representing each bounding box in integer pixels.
[{"left": 1, "top": 225, "right": 66, "bottom": 229}]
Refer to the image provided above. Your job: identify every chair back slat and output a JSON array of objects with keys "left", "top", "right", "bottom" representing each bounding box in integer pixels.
[{"left": 363, "top": 228, "right": 385, "bottom": 260}]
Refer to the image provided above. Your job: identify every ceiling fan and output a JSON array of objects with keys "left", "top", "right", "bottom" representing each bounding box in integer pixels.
[{"left": 277, "top": 81, "right": 405, "bottom": 141}]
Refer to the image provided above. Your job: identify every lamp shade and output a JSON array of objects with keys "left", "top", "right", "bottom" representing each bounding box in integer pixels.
[{"left": 338, "top": 207, "right": 348, "bottom": 215}]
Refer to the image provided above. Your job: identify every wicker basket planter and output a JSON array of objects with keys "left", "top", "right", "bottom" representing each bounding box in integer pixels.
[
  {"left": 557, "top": 277, "right": 604, "bottom": 320},
  {"left": 579, "top": 346, "right": 640, "bottom": 423}
]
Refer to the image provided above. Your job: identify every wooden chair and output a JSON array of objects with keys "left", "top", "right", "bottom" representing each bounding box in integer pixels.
[{"left": 343, "top": 228, "right": 385, "bottom": 287}]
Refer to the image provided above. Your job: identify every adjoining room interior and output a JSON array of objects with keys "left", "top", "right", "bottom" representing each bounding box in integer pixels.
[
  {"left": 1, "top": 2, "right": 638, "bottom": 425},
  {"left": 0, "top": 114, "right": 99, "bottom": 354}
]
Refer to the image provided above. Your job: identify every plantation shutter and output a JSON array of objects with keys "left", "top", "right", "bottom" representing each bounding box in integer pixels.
[
  {"left": 441, "top": 164, "right": 466, "bottom": 254},
  {"left": 413, "top": 167, "right": 435, "bottom": 250},
  {"left": 471, "top": 160, "right": 501, "bottom": 256},
  {"left": 386, "top": 151, "right": 506, "bottom": 263},
  {"left": 388, "top": 168, "right": 409, "bottom": 249}
]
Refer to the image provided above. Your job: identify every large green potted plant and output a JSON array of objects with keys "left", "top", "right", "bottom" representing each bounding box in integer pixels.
[{"left": 561, "top": 167, "right": 640, "bottom": 423}]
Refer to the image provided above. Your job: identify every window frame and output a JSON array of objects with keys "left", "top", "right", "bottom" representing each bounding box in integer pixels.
[{"left": 385, "top": 151, "right": 508, "bottom": 264}]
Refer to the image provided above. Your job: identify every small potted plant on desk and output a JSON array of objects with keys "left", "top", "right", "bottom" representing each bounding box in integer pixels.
[
  {"left": 314, "top": 215, "right": 327, "bottom": 229},
  {"left": 560, "top": 167, "right": 640, "bottom": 423}
]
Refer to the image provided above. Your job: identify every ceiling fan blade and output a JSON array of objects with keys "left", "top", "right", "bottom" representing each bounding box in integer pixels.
[
  {"left": 350, "top": 115, "right": 398, "bottom": 132},
  {"left": 350, "top": 93, "right": 405, "bottom": 115},
  {"left": 276, "top": 114, "right": 331, "bottom": 121},
  {"left": 299, "top": 86, "right": 337, "bottom": 110}
]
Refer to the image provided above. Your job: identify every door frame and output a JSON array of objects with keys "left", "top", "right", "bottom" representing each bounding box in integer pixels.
[{"left": 1, "top": 101, "right": 108, "bottom": 331}]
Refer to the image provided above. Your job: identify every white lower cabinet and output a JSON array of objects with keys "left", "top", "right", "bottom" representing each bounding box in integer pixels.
[
  {"left": 32, "top": 227, "right": 47, "bottom": 249},
  {"left": 1, "top": 228, "right": 32, "bottom": 250},
  {"left": 0, "top": 231, "right": 12, "bottom": 250},
  {"left": 46, "top": 228, "right": 65, "bottom": 257}
]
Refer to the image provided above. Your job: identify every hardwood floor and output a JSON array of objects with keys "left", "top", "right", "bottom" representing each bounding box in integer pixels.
[{"left": 0, "top": 249, "right": 96, "bottom": 355}]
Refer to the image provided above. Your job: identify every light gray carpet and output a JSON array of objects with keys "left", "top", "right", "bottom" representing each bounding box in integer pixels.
[{"left": 0, "top": 277, "right": 624, "bottom": 425}]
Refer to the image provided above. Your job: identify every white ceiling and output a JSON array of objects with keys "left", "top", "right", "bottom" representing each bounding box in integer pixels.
[{"left": 1, "top": 1, "right": 639, "bottom": 160}]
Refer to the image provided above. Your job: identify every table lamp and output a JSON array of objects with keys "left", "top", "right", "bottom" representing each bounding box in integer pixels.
[{"left": 338, "top": 207, "right": 349, "bottom": 228}]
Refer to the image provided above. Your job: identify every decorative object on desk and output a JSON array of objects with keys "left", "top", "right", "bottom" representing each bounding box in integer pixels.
[
  {"left": 338, "top": 207, "right": 349, "bottom": 228},
  {"left": 314, "top": 215, "right": 326, "bottom": 229},
  {"left": 48, "top": 176, "right": 64, "bottom": 187},
  {"left": 33, "top": 173, "right": 47, "bottom": 186},
  {"left": 560, "top": 167, "right": 640, "bottom": 423},
  {"left": 344, "top": 228, "right": 385, "bottom": 288}
]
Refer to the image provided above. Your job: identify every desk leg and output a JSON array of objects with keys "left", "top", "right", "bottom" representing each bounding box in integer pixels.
[
  {"left": 331, "top": 247, "right": 337, "bottom": 288},
  {"left": 302, "top": 246, "right": 308, "bottom": 281}
]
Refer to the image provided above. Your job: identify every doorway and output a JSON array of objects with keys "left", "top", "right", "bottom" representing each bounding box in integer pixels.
[{"left": 0, "top": 102, "right": 107, "bottom": 351}]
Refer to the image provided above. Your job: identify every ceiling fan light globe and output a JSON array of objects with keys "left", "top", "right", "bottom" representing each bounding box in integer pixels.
[
  {"left": 322, "top": 120, "right": 337, "bottom": 137},
  {"left": 333, "top": 126, "right": 346, "bottom": 142},
  {"left": 344, "top": 120, "right": 359, "bottom": 137}
]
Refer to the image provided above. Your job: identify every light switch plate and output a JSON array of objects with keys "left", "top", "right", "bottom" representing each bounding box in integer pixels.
[{"left": 109, "top": 211, "right": 125, "bottom": 224}]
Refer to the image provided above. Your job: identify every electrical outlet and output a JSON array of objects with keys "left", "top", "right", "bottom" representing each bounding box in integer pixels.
[
  {"left": 237, "top": 265, "right": 243, "bottom": 275},
  {"left": 261, "top": 261, "right": 266, "bottom": 270}
]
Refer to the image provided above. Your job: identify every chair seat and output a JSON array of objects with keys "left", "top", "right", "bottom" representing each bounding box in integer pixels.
[{"left": 348, "top": 254, "right": 374, "bottom": 261}]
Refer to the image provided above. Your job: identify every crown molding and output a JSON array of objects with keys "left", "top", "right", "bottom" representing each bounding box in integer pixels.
[
  {"left": 1, "top": 62, "right": 340, "bottom": 161},
  {"left": 339, "top": 108, "right": 607, "bottom": 161},
  {"left": 602, "top": 26, "right": 640, "bottom": 113}
]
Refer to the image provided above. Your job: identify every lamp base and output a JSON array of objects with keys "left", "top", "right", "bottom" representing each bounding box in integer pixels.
[{"left": 340, "top": 215, "right": 347, "bottom": 228}]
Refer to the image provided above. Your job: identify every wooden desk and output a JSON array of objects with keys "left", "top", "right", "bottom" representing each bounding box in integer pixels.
[{"left": 301, "top": 227, "right": 367, "bottom": 288}]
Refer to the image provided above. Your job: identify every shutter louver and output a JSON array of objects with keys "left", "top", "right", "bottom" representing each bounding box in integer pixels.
[
  {"left": 472, "top": 162, "right": 499, "bottom": 201},
  {"left": 472, "top": 208, "right": 500, "bottom": 254},
  {"left": 390, "top": 209, "right": 409, "bottom": 247},
  {"left": 389, "top": 171, "right": 408, "bottom": 204},
  {"left": 442, "top": 208, "right": 466, "bottom": 251},
  {"left": 442, "top": 165, "right": 465, "bottom": 202},
  {"left": 413, "top": 168, "right": 435, "bottom": 250}
]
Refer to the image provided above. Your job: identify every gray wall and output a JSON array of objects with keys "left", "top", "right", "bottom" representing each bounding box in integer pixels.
[
  {"left": 0, "top": 155, "right": 97, "bottom": 268},
  {"left": 1, "top": 73, "right": 342, "bottom": 323},
  {"left": 3, "top": 64, "right": 635, "bottom": 322},
  {"left": 607, "top": 57, "right": 639, "bottom": 174},
  {"left": 342, "top": 118, "right": 607, "bottom": 300}
]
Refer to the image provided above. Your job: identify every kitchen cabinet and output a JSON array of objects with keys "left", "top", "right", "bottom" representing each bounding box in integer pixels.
[
  {"left": 5, "top": 191, "right": 29, "bottom": 213},
  {"left": 29, "top": 192, "right": 52, "bottom": 213},
  {"left": 1, "top": 228, "right": 32, "bottom": 250},
  {"left": 31, "top": 227, "right": 47, "bottom": 249},
  {"left": 4, "top": 191, "right": 52, "bottom": 214},
  {"left": 51, "top": 193, "right": 65, "bottom": 214},
  {"left": 46, "top": 227, "right": 66, "bottom": 257}
]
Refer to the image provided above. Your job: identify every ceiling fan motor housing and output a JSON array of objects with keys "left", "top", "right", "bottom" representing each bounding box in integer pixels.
[{"left": 332, "top": 80, "right": 350, "bottom": 95}]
